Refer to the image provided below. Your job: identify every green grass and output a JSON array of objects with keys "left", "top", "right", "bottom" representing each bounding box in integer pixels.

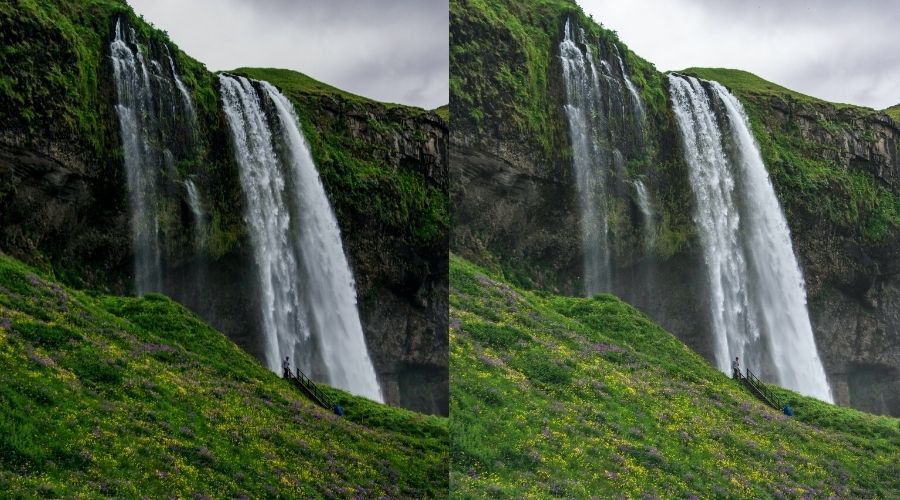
[
  {"left": 680, "top": 68, "right": 873, "bottom": 112},
  {"left": 0, "top": 253, "right": 448, "bottom": 497},
  {"left": 450, "top": 255, "right": 899, "bottom": 497},
  {"left": 885, "top": 104, "right": 900, "bottom": 123},
  {"left": 230, "top": 67, "right": 413, "bottom": 111}
]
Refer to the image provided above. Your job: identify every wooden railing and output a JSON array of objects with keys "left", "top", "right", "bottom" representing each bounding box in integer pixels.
[
  {"left": 284, "top": 366, "right": 335, "bottom": 411},
  {"left": 743, "top": 368, "right": 782, "bottom": 410}
]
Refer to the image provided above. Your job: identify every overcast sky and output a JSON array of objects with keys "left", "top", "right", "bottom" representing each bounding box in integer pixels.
[
  {"left": 129, "top": 0, "right": 448, "bottom": 109},
  {"left": 579, "top": 0, "right": 900, "bottom": 109}
]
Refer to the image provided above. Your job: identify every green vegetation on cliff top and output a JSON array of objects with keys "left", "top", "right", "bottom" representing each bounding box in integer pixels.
[
  {"left": 0, "top": 0, "right": 217, "bottom": 157},
  {"left": 450, "top": 256, "right": 899, "bottom": 497},
  {"left": 681, "top": 68, "right": 873, "bottom": 112},
  {"left": 885, "top": 104, "right": 900, "bottom": 123},
  {"left": 0, "top": 253, "right": 448, "bottom": 496}
]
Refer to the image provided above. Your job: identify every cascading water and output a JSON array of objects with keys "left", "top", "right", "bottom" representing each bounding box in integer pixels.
[
  {"left": 633, "top": 180, "right": 654, "bottom": 251},
  {"left": 668, "top": 74, "right": 832, "bottom": 402},
  {"left": 165, "top": 46, "right": 195, "bottom": 122},
  {"left": 559, "top": 19, "right": 646, "bottom": 296},
  {"left": 184, "top": 179, "right": 205, "bottom": 250},
  {"left": 560, "top": 19, "right": 611, "bottom": 295},
  {"left": 111, "top": 18, "right": 197, "bottom": 295},
  {"left": 614, "top": 46, "right": 644, "bottom": 121},
  {"left": 219, "top": 74, "right": 383, "bottom": 402}
]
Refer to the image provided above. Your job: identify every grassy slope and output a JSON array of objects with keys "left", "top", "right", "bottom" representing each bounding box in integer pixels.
[
  {"left": 682, "top": 68, "right": 872, "bottom": 111},
  {"left": 233, "top": 67, "right": 449, "bottom": 246},
  {"left": 0, "top": 254, "right": 447, "bottom": 497},
  {"left": 885, "top": 104, "right": 900, "bottom": 123},
  {"left": 450, "top": 256, "right": 899, "bottom": 497},
  {"left": 682, "top": 67, "right": 899, "bottom": 245}
]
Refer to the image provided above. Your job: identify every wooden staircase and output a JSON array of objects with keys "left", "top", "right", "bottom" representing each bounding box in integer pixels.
[
  {"left": 284, "top": 367, "right": 335, "bottom": 411},
  {"left": 741, "top": 368, "right": 783, "bottom": 411}
]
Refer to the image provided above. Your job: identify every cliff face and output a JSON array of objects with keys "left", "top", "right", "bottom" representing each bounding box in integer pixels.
[
  {"left": 450, "top": 0, "right": 899, "bottom": 415},
  {"left": 0, "top": 1, "right": 448, "bottom": 414}
]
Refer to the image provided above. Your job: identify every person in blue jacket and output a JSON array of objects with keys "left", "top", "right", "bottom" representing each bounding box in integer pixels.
[
  {"left": 783, "top": 404, "right": 793, "bottom": 416},
  {"left": 334, "top": 404, "right": 344, "bottom": 417}
]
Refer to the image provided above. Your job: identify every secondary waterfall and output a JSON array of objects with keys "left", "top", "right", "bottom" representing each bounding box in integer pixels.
[
  {"left": 560, "top": 19, "right": 646, "bottom": 296},
  {"left": 668, "top": 74, "right": 832, "bottom": 402},
  {"left": 219, "top": 74, "right": 383, "bottom": 402},
  {"left": 110, "top": 19, "right": 196, "bottom": 295},
  {"left": 633, "top": 180, "right": 654, "bottom": 252},
  {"left": 184, "top": 179, "right": 205, "bottom": 250}
]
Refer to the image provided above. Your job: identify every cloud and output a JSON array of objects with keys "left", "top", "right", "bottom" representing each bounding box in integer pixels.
[
  {"left": 128, "top": 0, "right": 449, "bottom": 109},
  {"left": 578, "top": 0, "right": 900, "bottom": 109}
]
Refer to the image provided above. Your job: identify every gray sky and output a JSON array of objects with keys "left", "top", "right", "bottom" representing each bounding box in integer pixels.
[
  {"left": 129, "top": 0, "right": 448, "bottom": 109},
  {"left": 579, "top": 0, "right": 900, "bottom": 109}
]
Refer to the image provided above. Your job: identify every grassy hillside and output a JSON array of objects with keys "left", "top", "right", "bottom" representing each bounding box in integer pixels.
[
  {"left": 886, "top": 104, "right": 900, "bottom": 123},
  {"left": 0, "top": 253, "right": 448, "bottom": 497},
  {"left": 450, "top": 256, "right": 899, "bottom": 497},
  {"left": 681, "top": 68, "right": 873, "bottom": 111}
]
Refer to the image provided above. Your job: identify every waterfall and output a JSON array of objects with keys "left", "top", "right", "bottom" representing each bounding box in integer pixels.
[
  {"left": 668, "top": 74, "right": 832, "bottom": 402},
  {"left": 614, "top": 46, "right": 644, "bottom": 121},
  {"left": 219, "top": 74, "right": 383, "bottom": 402},
  {"left": 165, "top": 46, "right": 195, "bottom": 121},
  {"left": 632, "top": 180, "right": 654, "bottom": 251},
  {"left": 184, "top": 179, "right": 205, "bottom": 250},
  {"left": 559, "top": 19, "right": 646, "bottom": 296},
  {"left": 560, "top": 19, "right": 611, "bottom": 295},
  {"left": 110, "top": 19, "right": 161, "bottom": 294}
]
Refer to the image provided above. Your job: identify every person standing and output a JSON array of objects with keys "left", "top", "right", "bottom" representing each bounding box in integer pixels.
[{"left": 732, "top": 356, "right": 741, "bottom": 379}]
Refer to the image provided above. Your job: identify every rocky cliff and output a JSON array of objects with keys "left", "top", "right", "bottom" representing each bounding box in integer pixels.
[
  {"left": 450, "top": 0, "right": 898, "bottom": 415},
  {"left": 0, "top": 0, "right": 448, "bottom": 414}
]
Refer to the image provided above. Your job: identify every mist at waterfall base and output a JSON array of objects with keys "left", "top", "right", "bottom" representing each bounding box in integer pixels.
[
  {"left": 110, "top": 19, "right": 382, "bottom": 402},
  {"left": 668, "top": 74, "right": 832, "bottom": 402},
  {"left": 219, "top": 75, "right": 383, "bottom": 402}
]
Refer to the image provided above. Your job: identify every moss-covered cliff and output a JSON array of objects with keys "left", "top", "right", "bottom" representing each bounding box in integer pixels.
[
  {"left": 0, "top": 0, "right": 448, "bottom": 414},
  {"left": 450, "top": 0, "right": 899, "bottom": 415}
]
